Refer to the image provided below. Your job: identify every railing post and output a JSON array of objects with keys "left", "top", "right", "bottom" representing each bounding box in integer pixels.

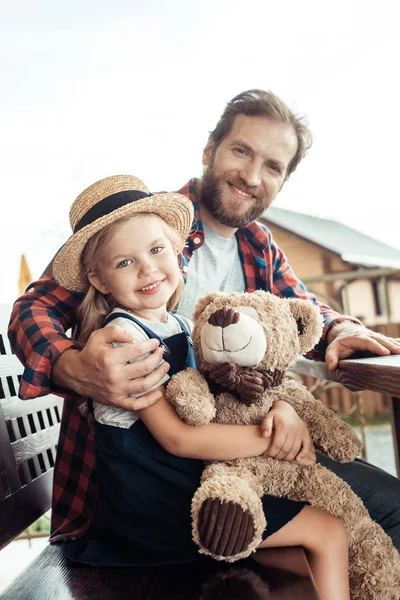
[{"left": 389, "top": 396, "right": 400, "bottom": 477}]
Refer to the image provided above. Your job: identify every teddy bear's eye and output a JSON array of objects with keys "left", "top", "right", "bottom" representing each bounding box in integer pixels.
[{"left": 235, "top": 306, "right": 260, "bottom": 322}]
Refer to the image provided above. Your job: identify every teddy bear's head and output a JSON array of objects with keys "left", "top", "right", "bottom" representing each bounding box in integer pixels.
[{"left": 192, "top": 291, "right": 323, "bottom": 382}]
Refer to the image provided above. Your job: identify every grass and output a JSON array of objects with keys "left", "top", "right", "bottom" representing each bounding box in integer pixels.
[
  {"left": 29, "top": 515, "right": 50, "bottom": 534},
  {"left": 342, "top": 412, "right": 391, "bottom": 427}
]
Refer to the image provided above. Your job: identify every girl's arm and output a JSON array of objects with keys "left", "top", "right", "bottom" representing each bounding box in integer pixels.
[{"left": 139, "top": 392, "right": 268, "bottom": 460}]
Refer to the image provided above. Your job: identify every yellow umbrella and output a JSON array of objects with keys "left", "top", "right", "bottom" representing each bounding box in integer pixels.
[{"left": 19, "top": 254, "right": 32, "bottom": 294}]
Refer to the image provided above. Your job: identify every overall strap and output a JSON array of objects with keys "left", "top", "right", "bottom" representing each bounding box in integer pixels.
[
  {"left": 172, "top": 315, "right": 193, "bottom": 346},
  {"left": 102, "top": 311, "right": 162, "bottom": 342}
]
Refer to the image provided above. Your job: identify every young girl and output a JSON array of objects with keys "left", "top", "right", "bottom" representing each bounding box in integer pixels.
[{"left": 53, "top": 174, "right": 350, "bottom": 600}]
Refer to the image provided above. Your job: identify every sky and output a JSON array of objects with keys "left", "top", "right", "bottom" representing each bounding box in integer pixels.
[{"left": 1, "top": 0, "right": 400, "bottom": 306}]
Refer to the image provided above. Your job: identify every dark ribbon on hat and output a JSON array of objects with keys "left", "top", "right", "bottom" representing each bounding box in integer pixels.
[{"left": 74, "top": 190, "right": 153, "bottom": 233}]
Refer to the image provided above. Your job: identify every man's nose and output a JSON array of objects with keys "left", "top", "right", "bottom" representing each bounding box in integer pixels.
[{"left": 240, "top": 160, "right": 262, "bottom": 188}]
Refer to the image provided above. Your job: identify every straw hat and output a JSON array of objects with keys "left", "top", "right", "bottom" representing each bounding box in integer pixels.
[{"left": 53, "top": 174, "right": 194, "bottom": 292}]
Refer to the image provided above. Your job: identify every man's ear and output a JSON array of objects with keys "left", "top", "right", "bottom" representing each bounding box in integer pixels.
[
  {"left": 202, "top": 137, "right": 215, "bottom": 166},
  {"left": 278, "top": 178, "right": 286, "bottom": 193},
  {"left": 88, "top": 271, "right": 108, "bottom": 295}
]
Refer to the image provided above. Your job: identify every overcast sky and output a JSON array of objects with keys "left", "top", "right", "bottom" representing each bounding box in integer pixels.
[{"left": 1, "top": 0, "right": 399, "bottom": 306}]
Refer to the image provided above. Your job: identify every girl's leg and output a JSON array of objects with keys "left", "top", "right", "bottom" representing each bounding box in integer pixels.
[{"left": 258, "top": 505, "right": 350, "bottom": 600}]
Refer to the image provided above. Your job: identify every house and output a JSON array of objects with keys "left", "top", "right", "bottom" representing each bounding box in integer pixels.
[{"left": 261, "top": 207, "right": 400, "bottom": 326}]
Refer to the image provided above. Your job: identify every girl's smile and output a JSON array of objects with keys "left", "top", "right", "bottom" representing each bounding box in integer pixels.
[{"left": 136, "top": 278, "right": 166, "bottom": 294}]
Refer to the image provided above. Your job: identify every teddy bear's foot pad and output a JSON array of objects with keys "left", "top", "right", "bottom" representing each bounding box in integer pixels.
[{"left": 198, "top": 498, "right": 255, "bottom": 556}]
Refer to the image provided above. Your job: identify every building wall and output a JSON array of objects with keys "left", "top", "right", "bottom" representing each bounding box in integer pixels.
[
  {"left": 264, "top": 220, "right": 400, "bottom": 325},
  {"left": 388, "top": 281, "right": 400, "bottom": 321},
  {"left": 266, "top": 224, "right": 325, "bottom": 278},
  {"left": 342, "top": 280, "right": 376, "bottom": 323}
]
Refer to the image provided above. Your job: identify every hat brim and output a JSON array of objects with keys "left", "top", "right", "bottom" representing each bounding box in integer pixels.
[{"left": 53, "top": 192, "right": 194, "bottom": 292}]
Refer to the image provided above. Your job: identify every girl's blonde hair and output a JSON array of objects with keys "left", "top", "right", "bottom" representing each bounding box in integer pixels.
[{"left": 78, "top": 213, "right": 185, "bottom": 343}]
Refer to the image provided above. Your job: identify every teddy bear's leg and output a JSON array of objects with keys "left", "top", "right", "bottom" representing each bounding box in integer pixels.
[
  {"left": 256, "top": 458, "right": 400, "bottom": 600},
  {"left": 191, "top": 462, "right": 266, "bottom": 563}
]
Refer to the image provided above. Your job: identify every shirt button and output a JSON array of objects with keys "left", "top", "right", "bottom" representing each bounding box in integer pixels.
[
  {"left": 182, "top": 266, "right": 188, "bottom": 273},
  {"left": 193, "top": 237, "right": 201, "bottom": 245}
]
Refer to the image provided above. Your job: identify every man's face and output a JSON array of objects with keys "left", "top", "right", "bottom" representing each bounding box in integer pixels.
[{"left": 201, "top": 115, "right": 298, "bottom": 228}]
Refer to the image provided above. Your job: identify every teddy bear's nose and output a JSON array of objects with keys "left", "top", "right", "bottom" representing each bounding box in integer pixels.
[{"left": 208, "top": 307, "right": 240, "bottom": 328}]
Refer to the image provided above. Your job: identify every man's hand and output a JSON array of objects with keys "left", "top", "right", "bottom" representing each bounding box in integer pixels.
[
  {"left": 260, "top": 400, "right": 316, "bottom": 465},
  {"left": 325, "top": 322, "right": 400, "bottom": 372},
  {"left": 53, "top": 326, "right": 170, "bottom": 410}
]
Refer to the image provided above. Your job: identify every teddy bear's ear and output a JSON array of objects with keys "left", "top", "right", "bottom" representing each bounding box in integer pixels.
[
  {"left": 287, "top": 299, "right": 324, "bottom": 354},
  {"left": 192, "top": 291, "right": 224, "bottom": 323}
]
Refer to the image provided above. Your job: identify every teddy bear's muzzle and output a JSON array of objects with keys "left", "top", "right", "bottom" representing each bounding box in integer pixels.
[{"left": 200, "top": 309, "right": 267, "bottom": 367}]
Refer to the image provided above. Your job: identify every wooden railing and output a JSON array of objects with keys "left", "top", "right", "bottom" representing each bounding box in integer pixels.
[
  {"left": 297, "top": 324, "right": 400, "bottom": 419},
  {"left": 292, "top": 354, "right": 400, "bottom": 476}
]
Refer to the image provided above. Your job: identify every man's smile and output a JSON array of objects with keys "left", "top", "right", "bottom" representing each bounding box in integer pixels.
[{"left": 226, "top": 182, "right": 258, "bottom": 201}]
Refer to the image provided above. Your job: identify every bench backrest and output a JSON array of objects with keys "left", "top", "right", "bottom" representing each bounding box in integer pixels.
[{"left": 0, "top": 329, "right": 64, "bottom": 550}]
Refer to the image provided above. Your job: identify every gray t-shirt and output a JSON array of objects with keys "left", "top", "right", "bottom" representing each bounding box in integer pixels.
[{"left": 178, "top": 223, "right": 245, "bottom": 319}]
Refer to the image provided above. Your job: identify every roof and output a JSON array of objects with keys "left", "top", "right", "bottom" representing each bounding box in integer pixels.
[{"left": 262, "top": 207, "right": 400, "bottom": 269}]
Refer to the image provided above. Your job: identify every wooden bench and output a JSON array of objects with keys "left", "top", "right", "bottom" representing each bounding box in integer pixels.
[{"left": 0, "top": 328, "right": 319, "bottom": 599}]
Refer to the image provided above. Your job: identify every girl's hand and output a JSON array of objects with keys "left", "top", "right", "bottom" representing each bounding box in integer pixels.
[{"left": 260, "top": 400, "right": 316, "bottom": 464}]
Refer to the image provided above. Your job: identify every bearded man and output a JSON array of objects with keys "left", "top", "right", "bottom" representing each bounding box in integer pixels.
[{"left": 9, "top": 89, "right": 400, "bottom": 549}]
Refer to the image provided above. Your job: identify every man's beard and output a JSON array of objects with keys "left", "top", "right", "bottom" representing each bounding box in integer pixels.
[{"left": 200, "top": 167, "right": 270, "bottom": 228}]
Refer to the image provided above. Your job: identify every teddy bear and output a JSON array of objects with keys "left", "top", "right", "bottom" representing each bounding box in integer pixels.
[{"left": 166, "top": 290, "right": 400, "bottom": 600}]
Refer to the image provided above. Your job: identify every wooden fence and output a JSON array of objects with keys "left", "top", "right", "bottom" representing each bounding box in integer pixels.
[{"left": 299, "top": 322, "right": 400, "bottom": 419}]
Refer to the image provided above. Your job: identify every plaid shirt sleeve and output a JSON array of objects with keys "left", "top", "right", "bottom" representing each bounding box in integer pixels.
[
  {"left": 8, "top": 255, "right": 84, "bottom": 400},
  {"left": 270, "top": 235, "right": 362, "bottom": 360}
]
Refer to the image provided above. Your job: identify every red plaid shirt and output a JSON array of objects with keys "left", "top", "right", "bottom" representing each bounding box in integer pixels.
[{"left": 8, "top": 179, "right": 357, "bottom": 542}]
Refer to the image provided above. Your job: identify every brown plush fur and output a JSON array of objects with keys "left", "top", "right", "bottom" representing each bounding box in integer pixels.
[{"left": 166, "top": 291, "right": 400, "bottom": 599}]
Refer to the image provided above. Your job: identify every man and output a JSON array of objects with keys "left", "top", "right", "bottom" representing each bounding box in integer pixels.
[{"left": 9, "top": 89, "right": 400, "bottom": 547}]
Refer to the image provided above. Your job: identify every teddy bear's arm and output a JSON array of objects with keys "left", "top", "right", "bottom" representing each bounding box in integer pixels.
[
  {"left": 269, "top": 379, "right": 362, "bottom": 462},
  {"left": 166, "top": 368, "right": 216, "bottom": 426}
]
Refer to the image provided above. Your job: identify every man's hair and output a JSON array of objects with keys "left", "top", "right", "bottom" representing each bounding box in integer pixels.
[{"left": 209, "top": 89, "right": 312, "bottom": 178}]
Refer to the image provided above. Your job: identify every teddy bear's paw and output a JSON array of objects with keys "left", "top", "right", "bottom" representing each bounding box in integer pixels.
[
  {"left": 322, "top": 432, "right": 363, "bottom": 463},
  {"left": 198, "top": 498, "right": 255, "bottom": 558},
  {"left": 191, "top": 473, "right": 266, "bottom": 562}
]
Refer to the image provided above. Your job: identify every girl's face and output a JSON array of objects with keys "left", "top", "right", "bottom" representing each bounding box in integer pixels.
[{"left": 88, "top": 215, "right": 181, "bottom": 322}]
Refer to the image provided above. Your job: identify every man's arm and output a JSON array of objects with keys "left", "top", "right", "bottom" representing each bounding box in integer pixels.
[
  {"left": 259, "top": 232, "right": 400, "bottom": 460},
  {"left": 269, "top": 235, "right": 400, "bottom": 367},
  {"left": 325, "top": 321, "right": 400, "bottom": 371},
  {"left": 8, "top": 260, "right": 83, "bottom": 399},
  {"left": 269, "top": 235, "right": 361, "bottom": 359},
  {"left": 8, "top": 257, "right": 170, "bottom": 408}
]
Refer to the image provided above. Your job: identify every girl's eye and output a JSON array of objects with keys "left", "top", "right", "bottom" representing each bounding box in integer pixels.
[
  {"left": 117, "top": 259, "right": 132, "bottom": 268},
  {"left": 150, "top": 246, "right": 163, "bottom": 255}
]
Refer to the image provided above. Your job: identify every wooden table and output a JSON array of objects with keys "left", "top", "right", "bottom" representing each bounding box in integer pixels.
[{"left": 293, "top": 354, "right": 400, "bottom": 475}]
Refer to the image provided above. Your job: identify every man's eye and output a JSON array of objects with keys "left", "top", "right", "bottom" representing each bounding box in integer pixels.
[
  {"left": 233, "top": 147, "right": 247, "bottom": 156},
  {"left": 150, "top": 246, "right": 163, "bottom": 254},
  {"left": 117, "top": 259, "right": 132, "bottom": 268},
  {"left": 269, "top": 162, "right": 281, "bottom": 173}
]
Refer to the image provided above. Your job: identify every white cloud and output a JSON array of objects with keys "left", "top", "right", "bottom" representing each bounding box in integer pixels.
[{"left": 1, "top": 0, "right": 400, "bottom": 304}]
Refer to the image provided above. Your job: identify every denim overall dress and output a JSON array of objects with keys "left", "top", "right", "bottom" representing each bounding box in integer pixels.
[
  {"left": 62, "top": 312, "right": 305, "bottom": 566},
  {"left": 63, "top": 312, "right": 206, "bottom": 566}
]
